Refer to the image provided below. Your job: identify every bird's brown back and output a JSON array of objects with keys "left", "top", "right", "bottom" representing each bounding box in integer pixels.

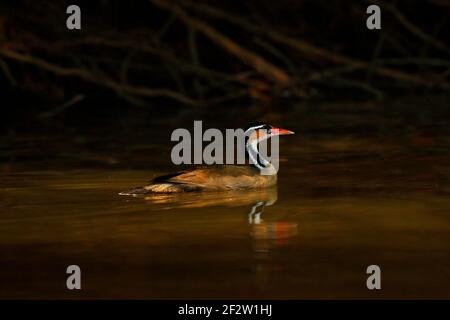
[{"left": 154, "top": 165, "right": 277, "bottom": 191}]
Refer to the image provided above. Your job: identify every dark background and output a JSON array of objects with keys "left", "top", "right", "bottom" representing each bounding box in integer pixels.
[{"left": 0, "top": 0, "right": 449, "bottom": 167}]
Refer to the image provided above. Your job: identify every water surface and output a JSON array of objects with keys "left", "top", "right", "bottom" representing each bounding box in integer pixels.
[{"left": 1, "top": 134, "right": 450, "bottom": 299}]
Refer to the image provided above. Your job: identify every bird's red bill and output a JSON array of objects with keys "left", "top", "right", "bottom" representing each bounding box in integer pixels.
[{"left": 271, "top": 128, "right": 295, "bottom": 135}]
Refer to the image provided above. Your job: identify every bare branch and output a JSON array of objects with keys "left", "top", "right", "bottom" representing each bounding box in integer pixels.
[
  {"left": 178, "top": 0, "right": 440, "bottom": 87},
  {"left": 0, "top": 47, "right": 201, "bottom": 106},
  {"left": 150, "top": 0, "right": 291, "bottom": 87}
]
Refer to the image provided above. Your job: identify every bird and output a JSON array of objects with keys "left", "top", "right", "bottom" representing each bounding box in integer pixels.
[{"left": 119, "top": 122, "right": 294, "bottom": 195}]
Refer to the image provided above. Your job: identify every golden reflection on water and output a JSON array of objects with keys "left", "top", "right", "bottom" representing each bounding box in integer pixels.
[
  {"left": 140, "top": 188, "right": 299, "bottom": 266},
  {"left": 1, "top": 139, "right": 450, "bottom": 299},
  {"left": 142, "top": 187, "right": 278, "bottom": 209}
]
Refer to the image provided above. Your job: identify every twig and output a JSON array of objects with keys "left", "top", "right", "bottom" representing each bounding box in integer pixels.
[
  {"left": 0, "top": 56, "right": 17, "bottom": 86},
  {"left": 307, "top": 65, "right": 366, "bottom": 82},
  {"left": 327, "top": 78, "right": 385, "bottom": 100},
  {"left": 379, "top": 58, "right": 450, "bottom": 68},
  {"left": 366, "top": 33, "right": 385, "bottom": 83},
  {"left": 253, "top": 37, "right": 298, "bottom": 77},
  {"left": 188, "top": 27, "right": 205, "bottom": 100},
  {"left": 39, "top": 94, "right": 85, "bottom": 118},
  {"left": 156, "top": 11, "right": 178, "bottom": 41}
]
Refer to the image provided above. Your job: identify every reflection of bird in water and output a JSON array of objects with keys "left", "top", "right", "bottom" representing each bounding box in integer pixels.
[
  {"left": 246, "top": 193, "right": 298, "bottom": 246},
  {"left": 245, "top": 191, "right": 298, "bottom": 292},
  {"left": 123, "top": 184, "right": 297, "bottom": 246},
  {"left": 119, "top": 123, "right": 293, "bottom": 195},
  {"left": 121, "top": 183, "right": 297, "bottom": 290},
  {"left": 140, "top": 187, "right": 278, "bottom": 210},
  {"left": 135, "top": 186, "right": 298, "bottom": 250},
  {"left": 249, "top": 201, "right": 298, "bottom": 252}
]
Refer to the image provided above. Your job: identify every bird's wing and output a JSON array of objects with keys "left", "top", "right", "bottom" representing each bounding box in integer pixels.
[
  {"left": 164, "top": 168, "right": 214, "bottom": 186},
  {"left": 161, "top": 166, "right": 265, "bottom": 189}
]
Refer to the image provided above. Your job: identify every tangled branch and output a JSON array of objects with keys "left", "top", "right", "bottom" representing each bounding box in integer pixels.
[{"left": 0, "top": 0, "right": 448, "bottom": 107}]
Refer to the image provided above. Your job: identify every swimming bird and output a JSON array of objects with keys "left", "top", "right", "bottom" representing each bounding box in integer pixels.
[{"left": 119, "top": 123, "right": 294, "bottom": 195}]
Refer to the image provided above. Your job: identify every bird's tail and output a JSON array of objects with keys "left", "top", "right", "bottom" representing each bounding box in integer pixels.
[{"left": 118, "top": 186, "right": 150, "bottom": 196}]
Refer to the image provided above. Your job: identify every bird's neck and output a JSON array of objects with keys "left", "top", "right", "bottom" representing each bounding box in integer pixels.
[{"left": 246, "top": 140, "right": 277, "bottom": 175}]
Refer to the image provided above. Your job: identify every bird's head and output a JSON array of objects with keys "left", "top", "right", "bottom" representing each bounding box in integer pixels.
[{"left": 245, "top": 122, "right": 294, "bottom": 145}]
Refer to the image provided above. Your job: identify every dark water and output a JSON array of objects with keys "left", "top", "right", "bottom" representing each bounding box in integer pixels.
[{"left": 1, "top": 132, "right": 450, "bottom": 299}]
